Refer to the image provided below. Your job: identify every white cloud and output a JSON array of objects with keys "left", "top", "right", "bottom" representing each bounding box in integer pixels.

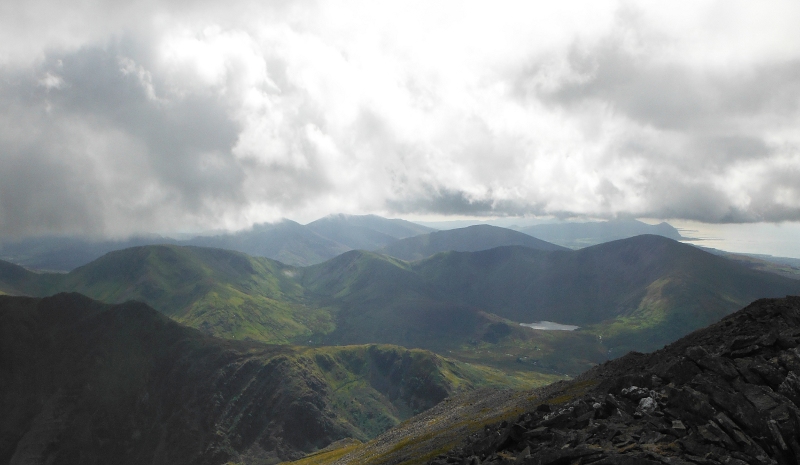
[{"left": 0, "top": 0, "right": 799, "bottom": 238}]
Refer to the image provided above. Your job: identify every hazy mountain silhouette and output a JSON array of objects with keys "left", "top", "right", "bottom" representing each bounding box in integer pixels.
[
  {"left": 306, "top": 213, "right": 435, "bottom": 250},
  {"left": 0, "top": 215, "right": 437, "bottom": 271},
  {"left": 519, "top": 218, "right": 683, "bottom": 248},
  {"left": 377, "top": 224, "right": 567, "bottom": 261}
]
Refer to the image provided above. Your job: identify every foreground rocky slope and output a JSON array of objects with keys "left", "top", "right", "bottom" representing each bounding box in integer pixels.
[
  {"left": 429, "top": 295, "right": 800, "bottom": 465},
  {"left": 0, "top": 293, "right": 540, "bottom": 465}
]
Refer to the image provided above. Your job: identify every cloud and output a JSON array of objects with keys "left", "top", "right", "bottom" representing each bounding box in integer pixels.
[
  {"left": 0, "top": 42, "right": 248, "bottom": 239},
  {"left": 1, "top": 1, "right": 800, "bottom": 239}
]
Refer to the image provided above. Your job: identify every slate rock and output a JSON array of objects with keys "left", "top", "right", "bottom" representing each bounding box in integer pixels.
[{"left": 426, "top": 297, "right": 800, "bottom": 465}]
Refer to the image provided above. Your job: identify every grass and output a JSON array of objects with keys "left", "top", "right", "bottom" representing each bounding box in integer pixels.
[
  {"left": 284, "top": 387, "right": 558, "bottom": 465},
  {"left": 284, "top": 441, "right": 363, "bottom": 465}
]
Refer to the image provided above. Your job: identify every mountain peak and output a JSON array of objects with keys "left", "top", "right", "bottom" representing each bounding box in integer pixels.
[{"left": 378, "top": 224, "right": 566, "bottom": 261}]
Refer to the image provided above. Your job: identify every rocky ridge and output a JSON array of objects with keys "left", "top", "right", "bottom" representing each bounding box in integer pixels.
[
  {"left": 428, "top": 296, "right": 800, "bottom": 465},
  {"left": 0, "top": 293, "right": 524, "bottom": 465}
]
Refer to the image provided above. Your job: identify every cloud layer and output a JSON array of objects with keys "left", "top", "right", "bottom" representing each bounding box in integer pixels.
[{"left": 1, "top": 0, "right": 799, "bottom": 238}]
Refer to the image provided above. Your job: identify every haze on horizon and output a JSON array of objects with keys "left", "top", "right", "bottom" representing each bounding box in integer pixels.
[{"left": 1, "top": 1, "right": 799, "bottom": 255}]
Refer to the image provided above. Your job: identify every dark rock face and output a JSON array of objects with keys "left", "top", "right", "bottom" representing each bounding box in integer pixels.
[
  {"left": 0, "top": 293, "right": 463, "bottom": 465},
  {"left": 429, "top": 296, "right": 800, "bottom": 465}
]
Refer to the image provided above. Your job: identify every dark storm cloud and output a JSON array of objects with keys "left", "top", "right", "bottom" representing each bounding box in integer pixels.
[
  {"left": 386, "top": 186, "right": 547, "bottom": 218},
  {"left": 0, "top": 44, "right": 246, "bottom": 238},
  {"left": 55, "top": 46, "right": 244, "bottom": 205},
  {"left": 387, "top": 188, "right": 497, "bottom": 216}
]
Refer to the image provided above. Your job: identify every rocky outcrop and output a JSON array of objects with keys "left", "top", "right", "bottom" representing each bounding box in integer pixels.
[{"left": 429, "top": 296, "right": 800, "bottom": 465}]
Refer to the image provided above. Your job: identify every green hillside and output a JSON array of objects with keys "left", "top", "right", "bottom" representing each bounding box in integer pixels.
[
  {"left": 3, "top": 236, "right": 799, "bottom": 377},
  {"left": 289, "top": 296, "right": 800, "bottom": 465},
  {"left": 0, "top": 245, "right": 333, "bottom": 344},
  {"left": 377, "top": 224, "right": 567, "bottom": 261},
  {"left": 411, "top": 235, "right": 800, "bottom": 352},
  {"left": 301, "top": 235, "right": 800, "bottom": 374},
  {"left": 0, "top": 293, "right": 551, "bottom": 464}
]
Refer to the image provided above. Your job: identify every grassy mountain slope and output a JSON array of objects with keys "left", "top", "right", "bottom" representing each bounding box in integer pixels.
[
  {"left": 377, "top": 225, "right": 567, "bottom": 261},
  {"left": 0, "top": 293, "right": 549, "bottom": 465},
  {"left": 300, "top": 296, "right": 800, "bottom": 465},
  {"left": 301, "top": 251, "right": 492, "bottom": 352},
  {"left": 705, "top": 249, "right": 800, "bottom": 280},
  {"left": 0, "top": 259, "right": 59, "bottom": 295},
  {"left": 299, "top": 236, "right": 800, "bottom": 374},
  {"left": 1, "top": 245, "right": 332, "bottom": 344},
  {"left": 4, "top": 236, "right": 799, "bottom": 377},
  {"left": 306, "top": 214, "right": 436, "bottom": 250},
  {"left": 410, "top": 235, "right": 800, "bottom": 350},
  {"left": 519, "top": 218, "right": 682, "bottom": 249},
  {"left": 283, "top": 388, "right": 555, "bottom": 465}
]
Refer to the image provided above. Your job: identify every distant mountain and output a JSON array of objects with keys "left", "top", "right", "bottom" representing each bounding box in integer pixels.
[
  {"left": 0, "top": 244, "right": 327, "bottom": 344},
  {"left": 696, "top": 246, "right": 800, "bottom": 280},
  {"left": 411, "top": 235, "right": 800, "bottom": 351},
  {"left": 184, "top": 219, "right": 351, "bottom": 267},
  {"left": 0, "top": 235, "right": 175, "bottom": 272},
  {"left": 518, "top": 218, "right": 683, "bottom": 249},
  {"left": 0, "top": 221, "right": 346, "bottom": 272},
  {"left": 0, "top": 293, "right": 522, "bottom": 464},
  {"left": 306, "top": 214, "right": 436, "bottom": 250},
  {"left": 0, "top": 215, "right": 437, "bottom": 271},
  {"left": 303, "top": 235, "right": 800, "bottom": 373},
  {"left": 318, "top": 296, "right": 800, "bottom": 465},
  {"left": 377, "top": 224, "right": 568, "bottom": 261}
]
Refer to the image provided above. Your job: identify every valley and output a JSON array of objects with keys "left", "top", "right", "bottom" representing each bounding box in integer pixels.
[
  {"left": 2, "top": 219, "right": 800, "bottom": 465},
  {"left": 301, "top": 295, "right": 800, "bottom": 465},
  {"left": 2, "top": 232, "right": 799, "bottom": 379},
  {"left": 3, "top": 3, "right": 797, "bottom": 464},
  {"left": 0, "top": 293, "right": 557, "bottom": 464}
]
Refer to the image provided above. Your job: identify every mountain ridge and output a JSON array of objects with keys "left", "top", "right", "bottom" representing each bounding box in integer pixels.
[
  {"left": 377, "top": 224, "right": 567, "bottom": 261},
  {"left": 0, "top": 215, "right": 438, "bottom": 271},
  {"left": 518, "top": 218, "right": 683, "bottom": 249},
  {"left": 0, "top": 293, "right": 550, "bottom": 465},
  {"left": 306, "top": 214, "right": 436, "bottom": 250},
  {"left": 3, "top": 236, "right": 800, "bottom": 376}
]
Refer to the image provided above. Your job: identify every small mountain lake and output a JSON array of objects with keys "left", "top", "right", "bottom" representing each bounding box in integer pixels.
[{"left": 520, "top": 321, "right": 579, "bottom": 331}]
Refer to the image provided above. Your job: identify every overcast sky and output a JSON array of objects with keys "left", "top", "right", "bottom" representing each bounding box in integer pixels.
[{"left": 1, "top": 1, "right": 799, "bottom": 243}]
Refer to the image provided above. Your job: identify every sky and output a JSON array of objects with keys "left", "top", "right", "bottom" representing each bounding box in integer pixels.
[{"left": 1, "top": 1, "right": 799, "bottom": 255}]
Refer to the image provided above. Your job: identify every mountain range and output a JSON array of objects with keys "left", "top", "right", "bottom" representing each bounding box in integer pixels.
[
  {"left": 3, "top": 234, "right": 799, "bottom": 377},
  {"left": 0, "top": 216, "right": 690, "bottom": 272},
  {"left": 3, "top": 218, "right": 800, "bottom": 465},
  {"left": 376, "top": 224, "right": 567, "bottom": 261},
  {"left": 516, "top": 218, "right": 683, "bottom": 249},
  {"left": 0, "top": 215, "right": 434, "bottom": 272}
]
